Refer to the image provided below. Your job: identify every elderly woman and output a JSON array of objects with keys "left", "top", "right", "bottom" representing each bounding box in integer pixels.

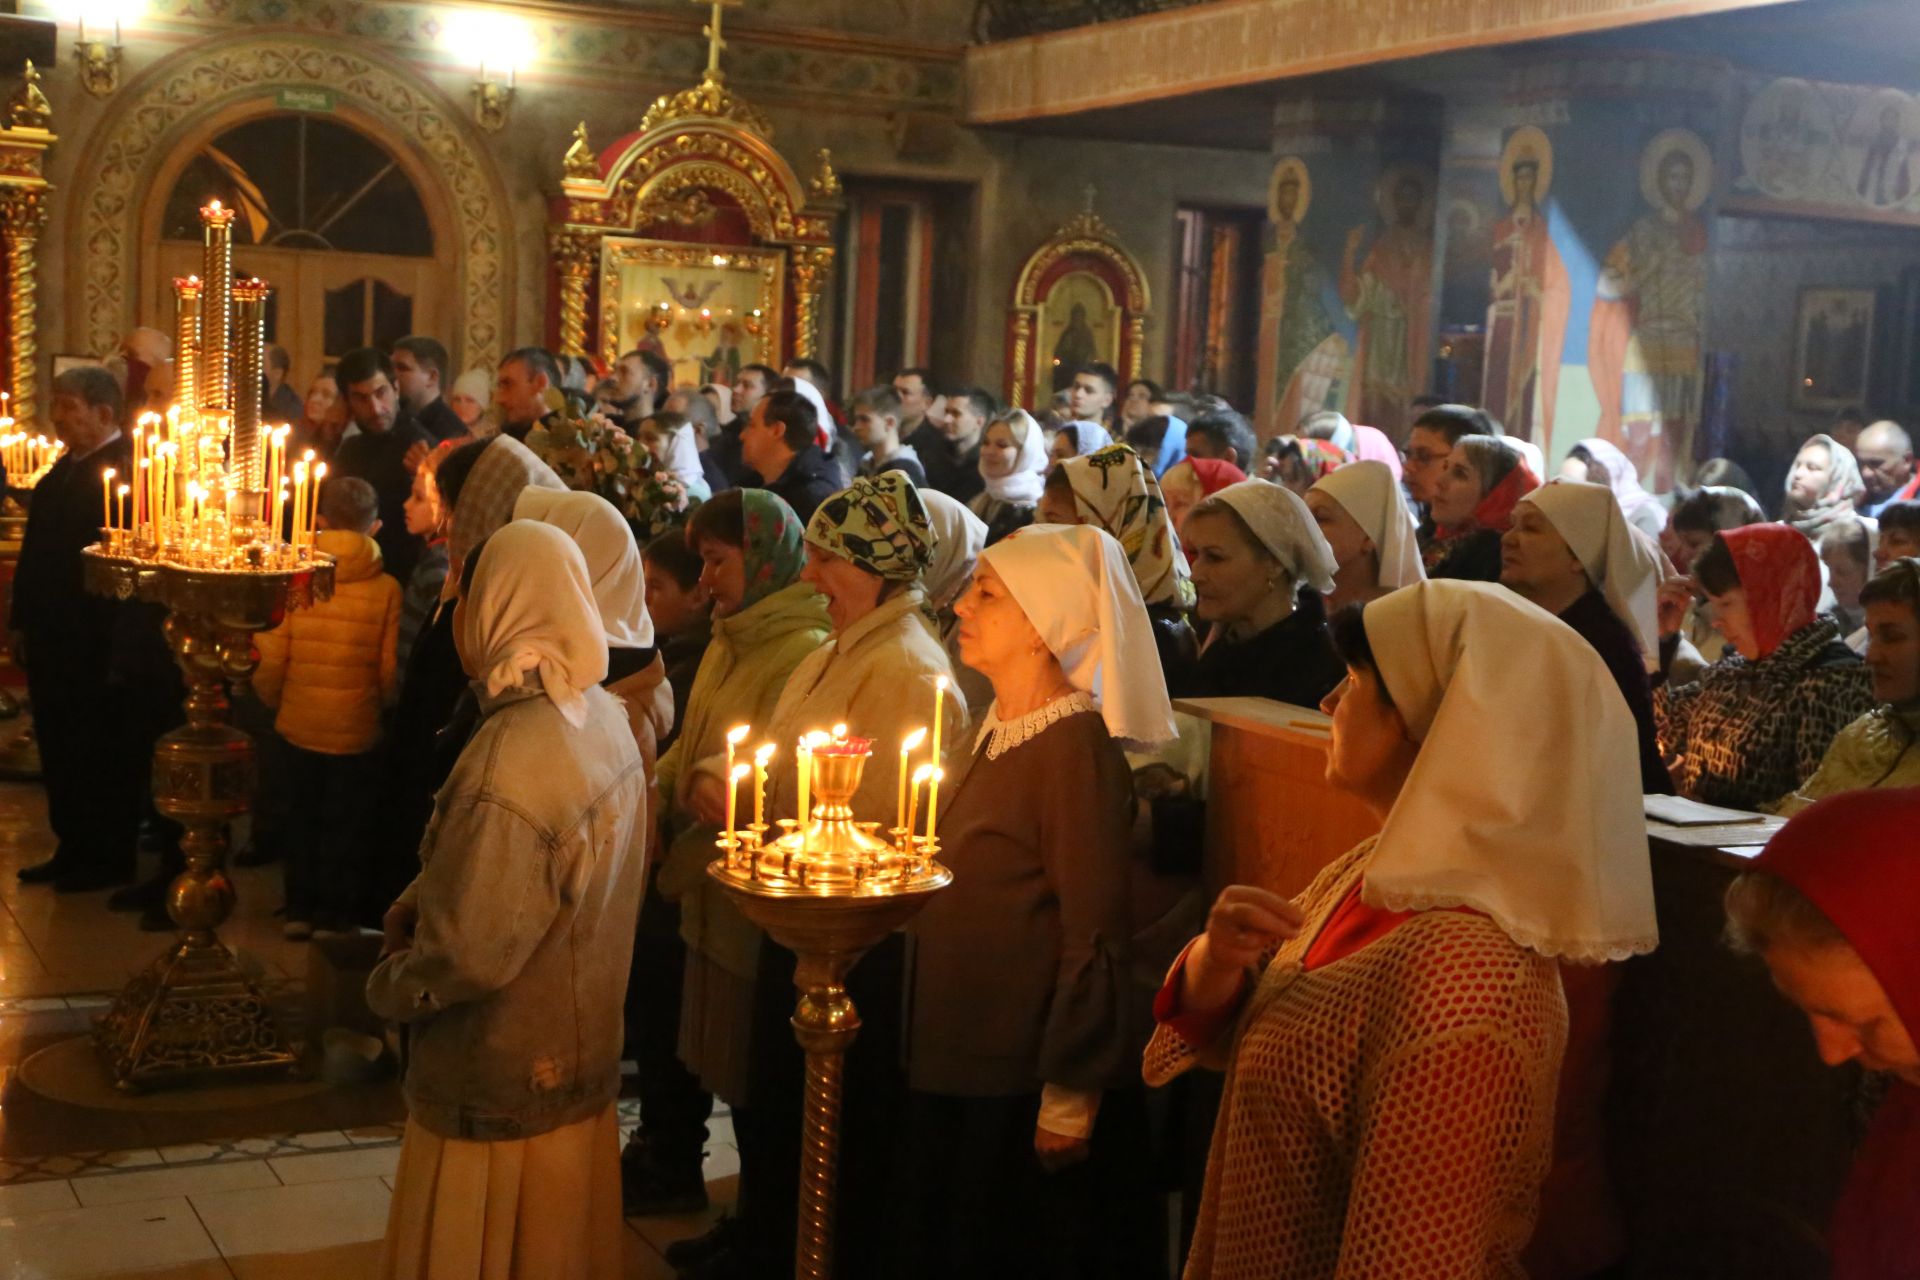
[
  {"left": 1654, "top": 524, "right": 1875, "bottom": 809},
  {"left": 1149, "top": 581, "right": 1657, "bottom": 1278},
  {"left": 1160, "top": 455, "right": 1245, "bottom": 541},
  {"left": 1038, "top": 442, "right": 1197, "bottom": 675},
  {"left": 1783, "top": 433, "right": 1869, "bottom": 540},
  {"left": 1776, "top": 557, "right": 1920, "bottom": 812},
  {"left": 1050, "top": 418, "right": 1114, "bottom": 467},
  {"left": 1167, "top": 479, "right": 1345, "bottom": 707},
  {"left": 733, "top": 473, "right": 964, "bottom": 1277},
  {"left": 1560, "top": 437, "right": 1666, "bottom": 538},
  {"left": 1424, "top": 434, "right": 1540, "bottom": 581},
  {"left": 1723, "top": 789, "right": 1920, "bottom": 1279},
  {"left": 373, "top": 521, "right": 648, "bottom": 1279},
  {"left": 971, "top": 408, "right": 1049, "bottom": 546},
  {"left": 903, "top": 524, "right": 1175, "bottom": 1279},
  {"left": 1307, "top": 459, "right": 1424, "bottom": 613},
  {"left": 1504, "top": 480, "right": 1672, "bottom": 793}
]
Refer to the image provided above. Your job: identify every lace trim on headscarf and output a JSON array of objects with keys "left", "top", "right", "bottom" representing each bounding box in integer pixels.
[
  {"left": 1362, "top": 884, "right": 1659, "bottom": 964},
  {"left": 973, "top": 690, "right": 1097, "bottom": 761}
]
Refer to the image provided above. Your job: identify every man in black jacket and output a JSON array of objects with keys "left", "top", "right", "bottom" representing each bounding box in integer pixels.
[
  {"left": 391, "top": 335, "right": 467, "bottom": 443},
  {"left": 739, "top": 387, "right": 843, "bottom": 522},
  {"left": 334, "top": 347, "right": 428, "bottom": 582},
  {"left": 12, "top": 368, "right": 140, "bottom": 890}
]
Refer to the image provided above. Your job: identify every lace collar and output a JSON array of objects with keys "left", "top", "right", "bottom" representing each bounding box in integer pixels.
[{"left": 973, "top": 690, "right": 1097, "bottom": 761}]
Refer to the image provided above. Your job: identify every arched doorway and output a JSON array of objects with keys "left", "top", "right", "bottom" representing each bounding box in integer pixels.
[{"left": 148, "top": 112, "right": 450, "bottom": 392}]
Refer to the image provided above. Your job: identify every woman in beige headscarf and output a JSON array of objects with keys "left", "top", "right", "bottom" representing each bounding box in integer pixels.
[
  {"left": 372, "top": 521, "right": 649, "bottom": 1280},
  {"left": 1148, "top": 581, "right": 1657, "bottom": 1279},
  {"left": 1307, "top": 459, "right": 1425, "bottom": 613}
]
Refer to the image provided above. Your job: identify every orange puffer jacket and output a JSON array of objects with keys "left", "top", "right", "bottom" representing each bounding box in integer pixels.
[{"left": 254, "top": 529, "right": 402, "bottom": 755}]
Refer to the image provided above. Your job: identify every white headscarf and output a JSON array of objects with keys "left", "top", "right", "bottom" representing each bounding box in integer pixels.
[
  {"left": 460, "top": 521, "right": 609, "bottom": 729},
  {"left": 513, "top": 488, "right": 655, "bottom": 650},
  {"left": 1505, "top": 435, "right": 1546, "bottom": 485},
  {"left": 659, "top": 421, "right": 709, "bottom": 497},
  {"left": 1361, "top": 581, "right": 1657, "bottom": 963},
  {"left": 979, "top": 524, "right": 1175, "bottom": 749},
  {"left": 921, "top": 488, "right": 988, "bottom": 611},
  {"left": 1519, "top": 479, "right": 1662, "bottom": 666},
  {"left": 983, "top": 409, "right": 1050, "bottom": 506},
  {"left": 1571, "top": 437, "right": 1664, "bottom": 536},
  {"left": 1057, "top": 420, "right": 1113, "bottom": 458},
  {"left": 1311, "top": 461, "right": 1424, "bottom": 592},
  {"left": 788, "top": 376, "right": 835, "bottom": 450},
  {"left": 1209, "top": 479, "right": 1338, "bottom": 594}
]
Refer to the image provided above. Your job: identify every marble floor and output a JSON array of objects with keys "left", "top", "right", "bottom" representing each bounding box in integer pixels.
[{"left": 0, "top": 778, "right": 737, "bottom": 1278}]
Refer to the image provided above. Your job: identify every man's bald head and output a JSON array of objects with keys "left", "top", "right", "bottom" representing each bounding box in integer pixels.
[{"left": 1857, "top": 419, "right": 1915, "bottom": 503}]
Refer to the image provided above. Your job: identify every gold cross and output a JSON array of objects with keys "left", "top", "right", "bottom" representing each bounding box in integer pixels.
[{"left": 695, "top": 0, "right": 743, "bottom": 79}]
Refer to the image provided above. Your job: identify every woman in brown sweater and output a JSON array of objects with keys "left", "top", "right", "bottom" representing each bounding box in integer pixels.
[{"left": 901, "top": 523, "right": 1177, "bottom": 1279}]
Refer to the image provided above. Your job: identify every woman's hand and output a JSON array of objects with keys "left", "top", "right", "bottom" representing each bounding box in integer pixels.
[
  {"left": 1034, "top": 1126, "right": 1091, "bottom": 1173},
  {"left": 1656, "top": 576, "right": 1694, "bottom": 639},
  {"left": 1180, "top": 885, "right": 1304, "bottom": 1012},
  {"left": 381, "top": 900, "right": 417, "bottom": 958},
  {"left": 687, "top": 771, "right": 728, "bottom": 828}
]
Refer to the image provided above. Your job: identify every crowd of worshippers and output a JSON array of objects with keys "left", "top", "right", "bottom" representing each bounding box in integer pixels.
[{"left": 12, "top": 339, "right": 1920, "bottom": 1280}]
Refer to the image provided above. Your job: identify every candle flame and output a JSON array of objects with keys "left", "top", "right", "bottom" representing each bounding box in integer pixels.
[
  {"left": 753, "top": 743, "right": 776, "bottom": 764},
  {"left": 902, "top": 727, "right": 927, "bottom": 752},
  {"left": 102, "top": 467, "right": 116, "bottom": 481},
  {"left": 936, "top": 675, "right": 949, "bottom": 692},
  {"left": 831, "top": 723, "right": 848, "bottom": 740},
  {"left": 730, "top": 763, "right": 750, "bottom": 781},
  {"left": 116, "top": 484, "right": 129, "bottom": 496},
  {"left": 727, "top": 725, "right": 750, "bottom": 745},
  {"left": 912, "top": 764, "right": 934, "bottom": 785},
  {"left": 802, "top": 730, "right": 832, "bottom": 748}
]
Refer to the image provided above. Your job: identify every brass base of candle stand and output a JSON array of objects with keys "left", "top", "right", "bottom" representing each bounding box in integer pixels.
[{"left": 83, "top": 547, "right": 333, "bottom": 1091}]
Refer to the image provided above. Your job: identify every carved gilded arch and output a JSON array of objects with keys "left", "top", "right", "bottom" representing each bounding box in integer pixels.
[
  {"left": 67, "top": 33, "right": 513, "bottom": 368},
  {"left": 1007, "top": 208, "right": 1152, "bottom": 411}
]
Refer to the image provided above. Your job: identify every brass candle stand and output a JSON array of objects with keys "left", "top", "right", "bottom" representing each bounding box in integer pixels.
[
  {"left": 707, "top": 740, "right": 950, "bottom": 1280},
  {"left": 84, "top": 550, "right": 334, "bottom": 1088}
]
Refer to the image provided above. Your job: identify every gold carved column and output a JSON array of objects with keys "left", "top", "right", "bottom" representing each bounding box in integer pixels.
[
  {"left": 550, "top": 229, "right": 598, "bottom": 361},
  {"left": 0, "top": 62, "right": 56, "bottom": 430},
  {"left": 789, "top": 244, "right": 834, "bottom": 362}
]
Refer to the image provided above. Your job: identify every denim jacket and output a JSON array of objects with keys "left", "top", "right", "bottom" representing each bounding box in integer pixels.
[{"left": 367, "top": 677, "right": 648, "bottom": 1141}]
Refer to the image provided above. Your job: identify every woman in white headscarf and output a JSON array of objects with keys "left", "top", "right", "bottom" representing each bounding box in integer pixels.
[
  {"left": 901, "top": 524, "right": 1175, "bottom": 1279},
  {"left": 970, "top": 407, "right": 1049, "bottom": 547},
  {"left": 1169, "top": 478, "right": 1346, "bottom": 707},
  {"left": 373, "top": 521, "right": 649, "bottom": 1280},
  {"left": 1147, "top": 580, "right": 1657, "bottom": 1280},
  {"left": 446, "top": 367, "right": 491, "bottom": 434},
  {"left": 1503, "top": 480, "right": 1673, "bottom": 794},
  {"left": 1307, "top": 459, "right": 1425, "bottom": 613},
  {"left": 1560, "top": 437, "right": 1666, "bottom": 539},
  {"left": 639, "top": 411, "right": 713, "bottom": 502},
  {"left": 1783, "top": 433, "right": 1870, "bottom": 541},
  {"left": 514, "top": 488, "right": 675, "bottom": 775}
]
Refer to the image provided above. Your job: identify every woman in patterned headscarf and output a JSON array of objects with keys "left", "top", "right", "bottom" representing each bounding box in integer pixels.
[
  {"left": 649, "top": 489, "right": 832, "bottom": 1231},
  {"left": 1039, "top": 442, "right": 1198, "bottom": 676},
  {"left": 1654, "top": 523, "right": 1874, "bottom": 809},
  {"left": 1782, "top": 433, "right": 1869, "bottom": 541}
]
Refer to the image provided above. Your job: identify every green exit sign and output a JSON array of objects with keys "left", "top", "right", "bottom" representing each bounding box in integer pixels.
[{"left": 276, "top": 88, "right": 335, "bottom": 113}]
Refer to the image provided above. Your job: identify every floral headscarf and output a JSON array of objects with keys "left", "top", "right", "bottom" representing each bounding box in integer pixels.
[
  {"left": 1720, "top": 522, "right": 1822, "bottom": 658},
  {"left": 1056, "top": 444, "right": 1194, "bottom": 609},
  {"left": 1783, "top": 433, "right": 1868, "bottom": 540},
  {"left": 805, "top": 472, "right": 937, "bottom": 582},
  {"left": 740, "top": 489, "right": 809, "bottom": 611}
]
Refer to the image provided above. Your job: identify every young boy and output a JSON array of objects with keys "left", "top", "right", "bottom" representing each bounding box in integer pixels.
[
  {"left": 641, "top": 530, "right": 712, "bottom": 755},
  {"left": 849, "top": 384, "right": 927, "bottom": 487},
  {"left": 254, "top": 476, "right": 402, "bottom": 938}
]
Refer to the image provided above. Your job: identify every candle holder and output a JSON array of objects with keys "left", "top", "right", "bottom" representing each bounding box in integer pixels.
[{"left": 707, "top": 738, "right": 950, "bottom": 1280}]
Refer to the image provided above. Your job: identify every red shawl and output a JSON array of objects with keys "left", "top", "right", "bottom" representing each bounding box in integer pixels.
[
  {"left": 1186, "top": 456, "right": 1247, "bottom": 496},
  {"left": 1720, "top": 523, "right": 1821, "bottom": 658},
  {"left": 1436, "top": 459, "right": 1540, "bottom": 545},
  {"left": 1755, "top": 789, "right": 1920, "bottom": 1280}
]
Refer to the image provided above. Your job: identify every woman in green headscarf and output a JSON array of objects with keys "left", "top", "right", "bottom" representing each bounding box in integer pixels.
[{"left": 652, "top": 489, "right": 830, "bottom": 1173}]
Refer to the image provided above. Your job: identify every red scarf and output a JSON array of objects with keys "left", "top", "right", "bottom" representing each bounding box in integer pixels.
[
  {"left": 1755, "top": 789, "right": 1920, "bottom": 1280},
  {"left": 1438, "top": 460, "right": 1539, "bottom": 543},
  {"left": 1186, "top": 456, "right": 1246, "bottom": 496},
  {"left": 1720, "top": 523, "right": 1820, "bottom": 658}
]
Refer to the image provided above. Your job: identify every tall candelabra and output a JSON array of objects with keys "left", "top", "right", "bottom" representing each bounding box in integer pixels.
[
  {"left": 708, "top": 703, "right": 952, "bottom": 1280},
  {"left": 83, "top": 200, "right": 329, "bottom": 1090}
]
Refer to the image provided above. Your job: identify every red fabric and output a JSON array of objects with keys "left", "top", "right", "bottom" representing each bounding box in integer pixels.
[
  {"left": 1303, "top": 883, "right": 1423, "bottom": 969},
  {"left": 1720, "top": 523, "right": 1821, "bottom": 658},
  {"left": 1526, "top": 964, "right": 1627, "bottom": 1279},
  {"left": 1186, "top": 457, "right": 1247, "bottom": 496},
  {"left": 1152, "top": 939, "right": 1245, "bottom": 1047},
  {"left": 1469, "top": 460, "right": 1540, "bottom": 535},
  {"left": 1893, "top": 473, "right": 1920, "bottom": 504},
  {"left": 1755, "top": 789, "right": 1920, "bottom": 1280}
]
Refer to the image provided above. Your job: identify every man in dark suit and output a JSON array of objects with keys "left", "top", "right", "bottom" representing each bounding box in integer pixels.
[
  {"left": 333, "top": 347, "right": 428, "bottom": 583},
  {"left": 391, "top": 335, "right": 467, "bottom": 443},
  {"left": 12, "top": 367, "right": 139, "bottom": 890}
]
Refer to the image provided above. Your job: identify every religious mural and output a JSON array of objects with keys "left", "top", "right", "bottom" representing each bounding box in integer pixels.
[
  {"left": 1792, "top": 287, "right": 1875, "bottom": 410},
  {"left": 1587, "top": 128, "right": 1712, "bottom": 490},
  {"left": 1481, "top": 127, "right": 1570, "bottom": 444},
  {"left": 1338, "top": 164, "right": 1435, "bottom": 439},
  {"left": 1261, "top": 156, "right": 1351, "bottom": 431},
  {"left": 1736, "top": 77, "right": 1920, "bottom": 222},
  {"left": 1043, "top": 271, "right": 1119, "bottom": 391}
]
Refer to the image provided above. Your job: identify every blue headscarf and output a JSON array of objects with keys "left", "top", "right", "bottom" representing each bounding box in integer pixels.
[{"left": 1153, "top": 415, "right": 1187, "bottom": 478}]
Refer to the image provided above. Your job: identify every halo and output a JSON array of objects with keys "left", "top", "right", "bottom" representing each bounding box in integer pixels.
[
  {"left": 1268, "top": 156, "right": 1312, "bottom": 226},
  {"left": 1638, "top": 127, "right": 1714, "bottom": 212},
  {"left": 1498, "top": 126, "right": 1554, "bottom": 206},
  {"left": 1373, "top": 163, "right": 1435, "bottom": 228}
]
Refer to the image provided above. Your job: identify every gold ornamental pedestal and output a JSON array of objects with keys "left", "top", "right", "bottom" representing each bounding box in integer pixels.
[
  {"left": 707, "top": 743, "right": 950, "bottom": 1280},
  {"left": 83, "top": 548, "right": 334, "bottom": 1089}
]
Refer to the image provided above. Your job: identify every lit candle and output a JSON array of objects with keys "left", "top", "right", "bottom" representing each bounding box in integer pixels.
[
  {"left": 927, "top": 766, "right": 945, "bottom": 840},
  {"left": 906, "top": 764, "right": 933, "bottom": 847},
  {"left": 101, "top": 467, "right": 115, "bottom": 531},
  {"left": 796, "top": 736, "right": 812, "bottom": 828},
  {"left": 897, "top": 727, "right": 926, "bottom": 833},
  {"left": 832, "top": 722, "right": 848, "bottom": 743},
  {"left": 726, "top": 762, "right": 750, "bottom": 842},
  {"left": 753, "top": 743, "right": 774, "bottom": 828},
  {"left": 933, "top": 675, "right": 949, "bottom": 766},
  {"left": 116, "top": 485, "right": 129, "bottom": 533},
  {"left": 309, "top": 462, "right": 327, "bottom": 546},
  {"left": 724, "top": 724, "right": 750, "bottom": 795},
  {"left": 290, "top": 461, "right": 307, "bottom": 547}
]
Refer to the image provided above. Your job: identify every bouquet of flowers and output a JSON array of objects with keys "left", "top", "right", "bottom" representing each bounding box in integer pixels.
[{"left": 524, "top": 412, "right": 698, "bottom": 540}]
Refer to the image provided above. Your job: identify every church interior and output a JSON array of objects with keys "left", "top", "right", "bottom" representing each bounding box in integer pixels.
[{"left": 0, "top": 0, "right": 1916, "bottom": 1276}]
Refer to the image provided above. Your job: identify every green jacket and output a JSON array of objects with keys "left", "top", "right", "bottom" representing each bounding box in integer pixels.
[
  {"left": 655, "top": 580, "right": 831, "bottom": 977},
  {"left": 1774, "top": 703, "right": 1920, "bottom": 817}
]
